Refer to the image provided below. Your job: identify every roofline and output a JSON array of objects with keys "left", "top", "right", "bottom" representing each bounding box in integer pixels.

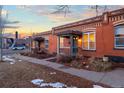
[
  {"left": 35, "top": 30, "right": 52, "bottom": 36},
  {"left": 52, "top": 8, "right": 124, "bottom": 30},
  {"left": 52, "top": 15, "right": 102, "bottom": 30}
]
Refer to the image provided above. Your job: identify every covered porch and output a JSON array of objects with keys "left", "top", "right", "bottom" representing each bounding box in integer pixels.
[{"left": 56, "top": 30, "right": 82, "bottom": 57}]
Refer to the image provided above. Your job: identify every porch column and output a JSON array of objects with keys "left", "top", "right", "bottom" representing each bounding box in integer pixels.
[
  {"left": 70, "top": 35, "right": 73, "bottom": 56},
  {"left": 57, "top": 36, "right": 60, "bottom": 55}
]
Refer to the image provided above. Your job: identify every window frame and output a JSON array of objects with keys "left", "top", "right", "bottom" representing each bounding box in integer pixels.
[
  {"left": 114, "top": 25, "right": 124, "bottom": 49},
  {"left": 82, "top": 31, "right": 96, "bottom": 50}
]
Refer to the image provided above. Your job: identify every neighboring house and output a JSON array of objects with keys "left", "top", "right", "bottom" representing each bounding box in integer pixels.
[
  {"left": 33, "top": 31, "right": 52, "bottom": 50},
  {"left": 34, "top": 8, "right": 124, "bottom": 62}
]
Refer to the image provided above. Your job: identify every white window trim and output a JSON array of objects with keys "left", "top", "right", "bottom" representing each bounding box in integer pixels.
[
  {"left": 82, "top": 32, "right": 96, "bottom": 50},
  {"left": 113, "top": 20, "right": 124, "bottom": 26}
]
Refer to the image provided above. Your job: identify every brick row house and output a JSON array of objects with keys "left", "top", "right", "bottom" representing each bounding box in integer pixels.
[{"left": 33, "top": 8, "right": 124, "bottom": 62}]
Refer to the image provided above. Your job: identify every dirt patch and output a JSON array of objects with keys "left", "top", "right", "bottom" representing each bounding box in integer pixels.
[
  {"left": 0, "top": 61, "right": 110, "bottom": 88},
  {"left": 21, "top": 52, "right": 56, "bottom": 59}
]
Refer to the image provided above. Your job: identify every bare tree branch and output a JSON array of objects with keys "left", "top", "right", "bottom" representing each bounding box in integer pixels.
[
  {"left": 90, "top": 5, "right": 108, "bottom": 16},
  {"left": 52, "top": 5, "right": 71, "bottom": 17}
]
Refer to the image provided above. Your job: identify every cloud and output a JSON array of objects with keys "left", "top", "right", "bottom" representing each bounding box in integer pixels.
[
  {"left": 0, "top": 25, "right": 19, "bottom": 29},
  {"left": 16, "top": 5, "right": 79, "bottom": 23},
  {"left": 6, "top": 21, "right": 20, "bottom": 24},
  {"left": 16, "top": 5, "right": 124, "bottom": 25}
]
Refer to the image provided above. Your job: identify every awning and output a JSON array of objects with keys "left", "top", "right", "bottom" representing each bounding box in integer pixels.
[
  {"left": 33, "top": 36, "right": 45, "bottom": 42},
  {"left": 56, "top": 30, "right": 82, "bottom": 36}
]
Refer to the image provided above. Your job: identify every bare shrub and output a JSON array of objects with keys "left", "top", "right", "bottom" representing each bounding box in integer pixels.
[
  {"left": 20, "top": 48, "right": 56, "bottom": 59},
  {"left": 71, "top": 60, "right": 83, "bottom": 68},
  {"left": 76, "top": 48, "right": 84, "bottom": 60},
  {"left": 89, "top": 59, "right": 112, "bottom": 72},
  {"left": 56, "top": 55, "right": 73, "bottom": 63}
]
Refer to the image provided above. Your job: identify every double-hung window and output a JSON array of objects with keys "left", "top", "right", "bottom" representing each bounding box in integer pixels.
[
  {"left": 82, "top": 32, "right": 96, "bottom": 50},
  {"left": 44, "top": 39, "right": 49, "bottom": 48},
  {"left": 115, "top": 25, "right": 124, "bottom": 49}
]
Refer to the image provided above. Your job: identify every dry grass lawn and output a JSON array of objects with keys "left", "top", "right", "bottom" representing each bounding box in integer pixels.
[{"left": 0, "top": 60, "right": 110, "bottom": 88}]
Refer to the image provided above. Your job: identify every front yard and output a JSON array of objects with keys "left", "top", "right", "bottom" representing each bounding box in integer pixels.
[
  {"left": 22, "top": 48, "right": 124, "bottom": 72},
  {"left": 0, "top": 57, "right": 110, "bottom": 88}
]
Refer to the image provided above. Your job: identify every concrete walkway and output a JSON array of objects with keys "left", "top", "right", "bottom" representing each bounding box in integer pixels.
[{"left": 12, "top": 54, "right": 124, "bottom": 88}]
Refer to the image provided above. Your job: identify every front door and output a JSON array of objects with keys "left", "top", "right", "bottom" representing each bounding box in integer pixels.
[{"left": 72, "top": 36, "right": 78, "bottom": 56}]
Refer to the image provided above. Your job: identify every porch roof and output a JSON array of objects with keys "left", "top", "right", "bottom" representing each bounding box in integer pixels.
[
  {"left": 56, "top": 30, "right": 82, "bottom": 36},
  {"left": 33, "top": 36, "right": 45, "bottom": 42}
]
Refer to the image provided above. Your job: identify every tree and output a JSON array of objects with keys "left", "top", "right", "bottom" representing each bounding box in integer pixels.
[
  {"left": 90, "top": 5, "right": 108, "bottom": 16},
  {"left": 0, "top": 5, "right": 19, "bottom": 61},
  {"left": 52, "top": 5, "right": 71, "bottom": 17},
  {"left": 52, "top": 5, "right": 108, "bottom": 17}
]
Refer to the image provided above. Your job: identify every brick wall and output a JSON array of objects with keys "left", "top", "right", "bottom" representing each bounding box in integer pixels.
[
  {"left": 47, "top": 8, "right": 124, "bottom": 57},
  {"left": 48, "top": 34, "right": 57, "bottom": 53}
]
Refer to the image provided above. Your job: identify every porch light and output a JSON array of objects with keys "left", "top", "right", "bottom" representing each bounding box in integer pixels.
[
  {"left": 73, "top": 37, "right": 76, "bottom": 40},
  {"left": 76, "top": 37, "right": 78, "bottom": 40},
  {"left": 73, "top": 37, "right": 78, "bottom": 40},
  {"left": 78, "top": 38, "right": 82, "bottom": 42}
]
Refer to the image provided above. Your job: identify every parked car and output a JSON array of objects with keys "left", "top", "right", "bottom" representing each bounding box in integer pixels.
[{"left": 12, "top": 45, "right": 26, "bottom": 50}]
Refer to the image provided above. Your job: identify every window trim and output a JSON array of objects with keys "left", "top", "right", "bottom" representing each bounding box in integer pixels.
[
  {"left": 82, "top": 31, "right": 96, "bottom": 50},
  {"left": 114, "top": 25, "right": 124, "bottom": 49}
]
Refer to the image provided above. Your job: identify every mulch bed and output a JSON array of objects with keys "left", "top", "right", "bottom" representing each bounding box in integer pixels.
[
  {"left": 47, "top": 58, "right": 94, "bottom": 70},
  {"left": 48, "top": 58, "right": 124, "bottom": 72},
  {"left": 0, "top": 61, "right": 111, "bottom": 88}
]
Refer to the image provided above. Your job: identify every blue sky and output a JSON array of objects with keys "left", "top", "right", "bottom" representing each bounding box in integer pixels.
[{"left": 2, "top": 5, "right": 124, "bottom": 37}]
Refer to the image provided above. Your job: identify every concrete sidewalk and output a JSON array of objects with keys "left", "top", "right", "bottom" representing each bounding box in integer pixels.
[{"left": 13, "top": 54, "right": 124, "bottom": 88}]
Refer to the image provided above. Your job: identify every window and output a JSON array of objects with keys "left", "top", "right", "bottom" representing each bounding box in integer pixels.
[
  {"left": 60, "top": 37, "right": 64, "bottom": 48},
  {"left": 44, "top": 40, "right": 49, "bottom": 48},
  {"left": 115, "top": 25, "right": 124, "bottom": 49},
  {"left": 82, "top": 32, "right": 96, "bottom": 50}
]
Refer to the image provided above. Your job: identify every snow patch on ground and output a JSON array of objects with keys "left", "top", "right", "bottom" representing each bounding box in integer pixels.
[
  {"left": 93, "top": 85, "right": 104, "bottom": 88},
  {"left": 2, "top": 55, "right": 15, "bottom": 64},
  {"left": 31, "top": 79, "right": 44, "bottom": 86},
  {"left": 10, "top": 62, "right": 15, "bottom": 64},
  {"left": 40, "top": 82, "right": 67, "bottom": 88},
  {"left": 31, "top": 79, "right": 67, "bottom": 88},
  {"left": 50, "top": 72, "right": 56, "bottom": 75},
  {"left": 67, "top": 86, "right": 77, "bottom": 88},
  {"left": 18, "top": 60, "right": 22, "bottom": 62}
]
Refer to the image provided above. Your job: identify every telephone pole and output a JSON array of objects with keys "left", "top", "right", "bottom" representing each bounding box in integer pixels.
[{"left": 0, "top": 5, "right": 3, "bottom": 61}]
